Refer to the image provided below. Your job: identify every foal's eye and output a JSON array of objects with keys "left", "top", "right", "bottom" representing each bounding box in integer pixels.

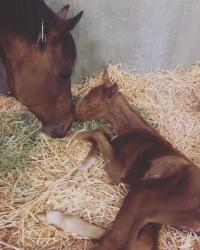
[{"left": 59, "top": 72, "right": 71, "bottom": 81}]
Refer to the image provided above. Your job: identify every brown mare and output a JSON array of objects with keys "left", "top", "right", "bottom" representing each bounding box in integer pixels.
[
  {"left": 0, "top": 0, "right": 83, "bottom": 138},
  {"left": 40, "top": 70, "right": 200, "bottom": 249}
]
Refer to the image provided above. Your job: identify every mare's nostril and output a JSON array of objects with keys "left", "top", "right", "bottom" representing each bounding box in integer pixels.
[
  {"left": 52, "top": 127, "right": 58, "bottom": 138},
  {"left": 51, "top": 119, "right": 73, "bottom": 139}
]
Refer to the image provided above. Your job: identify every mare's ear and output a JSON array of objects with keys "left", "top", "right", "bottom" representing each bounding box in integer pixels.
[
  {"left": 104, "top": 82, "right": 119, "bottom": 98},
  {"left": 52, "top": 11, "right": 83, "bottom": 39},
  {"left": 57, "top": 5, "right": 70, "bottom": 20},
  {"left": 62, "top": 11, "right": 83, "bottom": 31}
]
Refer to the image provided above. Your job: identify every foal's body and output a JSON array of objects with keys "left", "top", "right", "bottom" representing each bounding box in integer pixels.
[{"left": 40, "top": 70, "right": 200, "bottom": 249}]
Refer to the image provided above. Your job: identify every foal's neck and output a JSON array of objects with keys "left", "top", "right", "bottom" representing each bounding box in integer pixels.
[{"left": 107, "top": 94, "right": 154, "bottom": 136}]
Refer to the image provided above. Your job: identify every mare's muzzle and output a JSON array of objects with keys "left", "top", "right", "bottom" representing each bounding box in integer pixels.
[{"left": 42, "top": 116, "right": 73, "bottom": 138}]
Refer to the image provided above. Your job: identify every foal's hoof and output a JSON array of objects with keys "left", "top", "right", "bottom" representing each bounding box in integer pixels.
[{"left": 37, "top": 209, "right": 106, "bottom": 239}]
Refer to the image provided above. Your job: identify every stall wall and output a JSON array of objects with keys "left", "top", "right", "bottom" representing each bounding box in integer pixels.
[{"left": 45, "top": 0, "right": 200, "bottom": 81}]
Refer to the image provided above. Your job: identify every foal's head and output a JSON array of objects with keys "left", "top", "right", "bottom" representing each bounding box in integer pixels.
[{"left": 76, "top": 69, "right": 129, "bottom": 121}]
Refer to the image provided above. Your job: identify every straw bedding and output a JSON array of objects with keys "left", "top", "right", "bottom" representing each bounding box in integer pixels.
[{"left": 0, "top": 64, "right": 200, "bottom": 250}]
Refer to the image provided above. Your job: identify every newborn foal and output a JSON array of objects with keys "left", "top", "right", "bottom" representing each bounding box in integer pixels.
[
  {"left": 75, "top": 70, "right": 200, "bottom": 250},
  {"left": 40, "top": 70, "right": 200, "bottom": 250}
]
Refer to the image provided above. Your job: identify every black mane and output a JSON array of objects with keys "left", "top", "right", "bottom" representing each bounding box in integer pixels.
[
  {"left": 0, "top": 0, "right": 58, "bottom": 43},
  {"left": 0, "top": 0, "right": 77, "bottom": 68}
]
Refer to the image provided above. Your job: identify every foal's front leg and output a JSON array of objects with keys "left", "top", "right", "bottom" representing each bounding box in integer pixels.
[{"left": 77, "top": 129, "right": 115, "bottom": 172}]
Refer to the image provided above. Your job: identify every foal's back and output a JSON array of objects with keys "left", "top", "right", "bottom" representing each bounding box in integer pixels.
[{"left": 110, "top": 128, "right": 182, "bottom": 183}]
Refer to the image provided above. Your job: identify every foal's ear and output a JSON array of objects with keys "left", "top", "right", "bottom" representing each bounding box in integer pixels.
[
  {"left": 103, "top": 68, "right": 112, "bottom": 87},
  {"left": 104, "top": 83, "right": 119, "bottom": 98},
  {"left": 57, "top": 5, "right": 70, "bottom": 20}
]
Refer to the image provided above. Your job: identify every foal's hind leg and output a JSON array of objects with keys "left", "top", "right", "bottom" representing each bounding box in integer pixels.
[
  {"left": 124, "top": 210, "right": 200, "bottom": 250},
  {"left": 123, "top": 187, "right": 200, "bottom": 250},
  {"left": 127, "top": 224, "right": 160, "bottom": 250},
  {"left": 93, "top": 174, "right": 200, "bottom": 250},
  {"left": 92, "top": 190, "right": 145, "bottom": 250},
  {"left": 151, "top": 210, "right": 200, "bottom": 232}
]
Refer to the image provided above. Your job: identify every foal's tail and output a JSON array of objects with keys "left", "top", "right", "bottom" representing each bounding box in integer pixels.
[{"left": 38, "top": 210, "right": 105, "bottom": 239}]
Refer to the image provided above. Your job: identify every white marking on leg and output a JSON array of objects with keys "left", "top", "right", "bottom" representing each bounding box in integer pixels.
[{"left": 38, "top": 210, "right": 106, "bottom": 239}]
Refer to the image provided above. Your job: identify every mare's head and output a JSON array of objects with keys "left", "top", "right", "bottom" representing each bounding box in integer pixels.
[
  {"left": 0, "top": 1, "right": 83, "bottom": 138},
  {"left": 76, "top": 69, "right": 127, "bottom": 121}
]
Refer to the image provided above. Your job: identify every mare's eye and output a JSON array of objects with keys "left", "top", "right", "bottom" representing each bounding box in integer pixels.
[{"left": 59, "top": 72, "right": 71, "bottom": 81}]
